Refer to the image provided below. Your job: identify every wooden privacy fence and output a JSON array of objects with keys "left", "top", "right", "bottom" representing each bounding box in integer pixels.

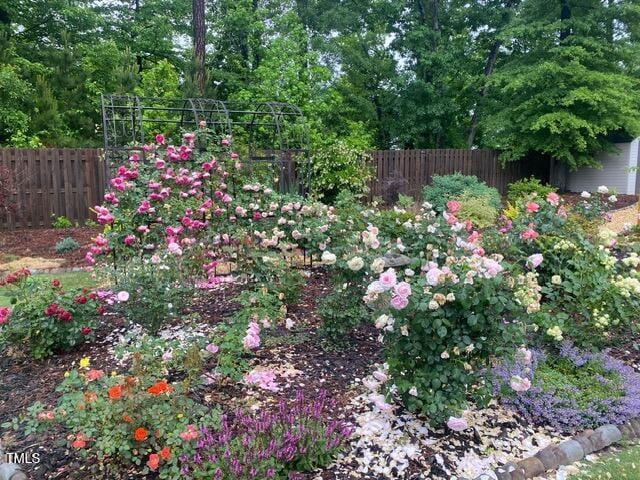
[
  {"left": 0, "top": 149, "right": 106, "bottom": 229},
  {"left": 369, "top": 149, "right": 549, "bottom": 202},
  {"left": 0, "top": 147, "right": 549, "bottom": 229}
]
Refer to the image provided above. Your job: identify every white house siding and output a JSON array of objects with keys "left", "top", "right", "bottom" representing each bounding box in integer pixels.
[{"left": 566, "top": 139, "right": 639, "bottom": 195}]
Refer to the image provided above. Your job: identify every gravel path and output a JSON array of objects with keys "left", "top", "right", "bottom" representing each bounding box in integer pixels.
[{"left": 604, "top": 204, "right": 639, "bottom": 233}]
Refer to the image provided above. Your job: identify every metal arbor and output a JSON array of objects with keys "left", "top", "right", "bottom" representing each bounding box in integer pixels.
[{"left": 101, "top": 95, "right": 310, "bottom": 193}]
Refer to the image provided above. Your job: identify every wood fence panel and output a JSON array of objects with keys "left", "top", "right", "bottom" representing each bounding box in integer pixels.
[
  {"left": 0, "top": 148, "right": 106, "bottom": 229},
  {"left": 369, "top": 149, "right": 549, "bottom": 203}
]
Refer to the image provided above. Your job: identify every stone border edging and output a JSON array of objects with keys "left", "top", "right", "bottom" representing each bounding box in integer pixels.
[{"left": 464, "top": 417, "right": 640, "bottom": 480}]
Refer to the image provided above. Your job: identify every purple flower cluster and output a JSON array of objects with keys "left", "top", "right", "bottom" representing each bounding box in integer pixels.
[
  {"left": 180, "top": 390, "right": 353, "bottom": 479},
  {"left": 494, "top": 342, "right": 640, "bottom": 433}
]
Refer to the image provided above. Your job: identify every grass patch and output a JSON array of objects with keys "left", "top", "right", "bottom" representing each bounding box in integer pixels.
[
  {"left": 573, "top": 444, "right": 640, "bottom": 479},
  {"left": 0, "top": 271, "right": 100, "bottom": 306}
]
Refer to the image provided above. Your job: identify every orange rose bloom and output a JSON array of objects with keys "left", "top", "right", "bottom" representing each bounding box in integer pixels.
[
  {"left": 108, "top": 385, "right": 123, "bottom": 400},
  {"left": 160, "top": 446, "right": 171, "bottom": 461},
  {"left": 147, "top": 380, "right": 170, "bottom": 396},
  {"left": 134, "top": 427, "right": 149, "bottom": 441},
  {"left": 122, "top": 414, "right": 133, "bottom": 423},
  {"left": 147, "top": 453, "right": 160, "bottom": 471}
]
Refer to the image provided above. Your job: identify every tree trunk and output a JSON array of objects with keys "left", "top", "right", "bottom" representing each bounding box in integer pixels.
[
  {"left": 560, "top": 0, "right": 571, "bottom": 41},
  {"left": 467, "top": 41, "right": 501, "bottom": 147},
  {"left": 192, "top": 0, "right": 206, "bottom": 95},
  {"left": 466, "top": 0, "right": 521, "bottom": 147}
]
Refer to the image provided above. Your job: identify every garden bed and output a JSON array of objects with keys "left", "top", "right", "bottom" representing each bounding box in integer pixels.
[{"left": 0, "top": 227, "right": 101, "bottom": 271}]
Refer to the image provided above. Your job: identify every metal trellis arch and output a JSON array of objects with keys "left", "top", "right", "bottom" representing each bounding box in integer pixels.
[{"left": 101, "top": 94, "right": 310, "bottom": 193}]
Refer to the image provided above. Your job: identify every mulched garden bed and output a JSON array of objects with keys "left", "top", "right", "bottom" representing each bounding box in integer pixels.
[
  {"left": 0, "top": 226, "right": 101, "bottom": 270},
  {"left": 2, "top": 267, "right": 639, "bottom": 479},
  {"left": 0, "top": 270, "right": 383, "bottom": 480},
  {"left": 561, "top": 192, "right": 638, "bottom": 209}
]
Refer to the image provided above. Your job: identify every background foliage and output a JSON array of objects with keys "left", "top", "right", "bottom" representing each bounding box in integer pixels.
[{"left": 0, "top": 0, "right": 639, "bottom": 168}]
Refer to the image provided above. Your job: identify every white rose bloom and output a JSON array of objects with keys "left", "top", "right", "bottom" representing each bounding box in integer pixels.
[
  {"left": 347, "top": 256, "right": 365, "bottom": 271},
  {"left": 608, "top": 195, "right": 618, "bottom": 203},
  {"left": 597, "top": 185, "right": 609, "bottom": 194},
  {"left": 581, "top": 191, "right": 591, "bottom": 199},
  {"left": 321, "top": 251, "right": 337, "bottom": 265},
  {"left": 551, "top": 275, "right": 562, "bottom": 285},
  {"left": 371, "top": 257, "right": 386, "bottom": 274},
  {"left": 408, "top": 386, "right": 418, "bottom": 396},
  {"left": 375, "top": 314, "right": 390, "bottom": 329}
]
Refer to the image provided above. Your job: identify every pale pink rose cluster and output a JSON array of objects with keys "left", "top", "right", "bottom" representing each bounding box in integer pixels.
[
  {"left": 361, "top": 225, "right": 381, "bottom": 249},
  {"left": 243, "top": 321, "right": 261, "bottom": 350},
  {"left": 244, "top": 368, "right": 279, "bottom": 392}
]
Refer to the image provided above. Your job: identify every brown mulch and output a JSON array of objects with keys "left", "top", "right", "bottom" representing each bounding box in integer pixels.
[
  {"left": 0, "top": 227, "right": 102, "bottom": 269},
  {"left": 0, "top": 270, "right": 382, "bottom": 479},
  {"left": 561, "top": 192, "right": 638, "bottom": 209}
]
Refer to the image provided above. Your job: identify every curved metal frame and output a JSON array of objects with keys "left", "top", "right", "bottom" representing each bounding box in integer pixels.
[{"left": 101, "top": 94, "right": 309, "bottom": 193}]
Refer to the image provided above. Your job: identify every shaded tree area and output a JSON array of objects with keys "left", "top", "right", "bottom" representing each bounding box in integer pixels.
[{"left": 0, "top": 0, "right": 638, "bottom": 169}]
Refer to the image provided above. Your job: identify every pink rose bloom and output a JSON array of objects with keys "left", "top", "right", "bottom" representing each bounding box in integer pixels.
[
  {"left": 516, "top": 347, "right": 533, "bottom": 365},
  {"left": 155, "top": 134, "right": 165, "bottom": 144},
  {"left": 379, "top": 268, "right": 398, "bottom": 290},
  {"left": 390, "top": 295, "right": 409, "bottom": 310},
  {"left": 180, "top": 425, "right": 198, "bottom": 441},
  {"left": 243, "top": 322, "right": 261, "bottom": 350},
  {"left": 167, "top": 242, "right": 183, "bottom": 255},
  {"left": 85, "top": 252, "right": 95, "bottom": 265},
  {"left": 205, "top": 343, "right": 220, "bottom": 355},
  {"left": 394, "top": 282, "right": 412, "bottom": 298},
  {"left": 546, "top": 192, "right": 560, "bottom": 205},
  {"left": 0, "top": 306, "right": 11, "bottom": 325},
  {"left": 521, "top": 228, "right": 539, "bottom": 241},
  {"left": 124, "top": 235, "right": 136, "bottom": 246},
  {"left": 483, "top": 258, "right": 503, "bottom": 278},
  {"left": 446, "top": 200, "right": 461, "bottom": 213},
  {"left": 510, "top": 375, "right": 532, "bottom": 393},
  {"left": 117, "top": 291, "right": 130, "bottom": 302},
  {"left": 557, "top": 205, "right": 568, "bottom": 218},
  {"left": 446, "top": 416, "right": 468, "bottom": 432},
  {"left": 526, "top": 202, "right": 540, "bottom": 213},
  {"left": 527, "top": 253, "right": 543, "bottom": 269},
  {"left": 426, "top": 267, "right": 443, "bottom": 286}
]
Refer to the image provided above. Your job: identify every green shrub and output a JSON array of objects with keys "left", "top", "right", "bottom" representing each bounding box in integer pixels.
[
  {"left": 318, "top": 283, "right": 368, "bottom": 342},
  {"left": 457, "top": 191, "right": 499, "bottom": 228},
  {"left": 111, "top": 257, "right": 192, "bottom": 334},
  {"left": 423, "top": 173, "right": 501, "bottom": 212},
  {"left": 307, "top": 125, "right": 373, "bottom": 203},
  {"left": 55, "top": 236, "right": 81, "bottom": 253},
  {"left": 51, "top": 215, "right": 74, "bottom": 228},
  {"left": 507, "top": 177, "right": 556, "bottom": 204},
  {"left": 0, "top": 273, "right": 101, "bottom": 359}
]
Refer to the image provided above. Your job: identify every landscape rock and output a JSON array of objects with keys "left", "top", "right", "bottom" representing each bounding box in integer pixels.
[
  {"left": 557, "top": 439, "right": 584, "bottom": 464},
  {"left": 382, "top": 252, "right": 412, "bottom": 267},
  {"left": 534, "top": 446, "right": 562, "bottom": 470},
  {"left": 619, "top": 422, "right": 636, "bottom": 441},
  {"left": 572, "top": 434, "right": 596, "bottom": 456},
  {"left": 591, "top": 425, "right": 622, "bottom": 449},
  {"left": 516, "top": 457, "right": 545, "bottom": 477}
]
